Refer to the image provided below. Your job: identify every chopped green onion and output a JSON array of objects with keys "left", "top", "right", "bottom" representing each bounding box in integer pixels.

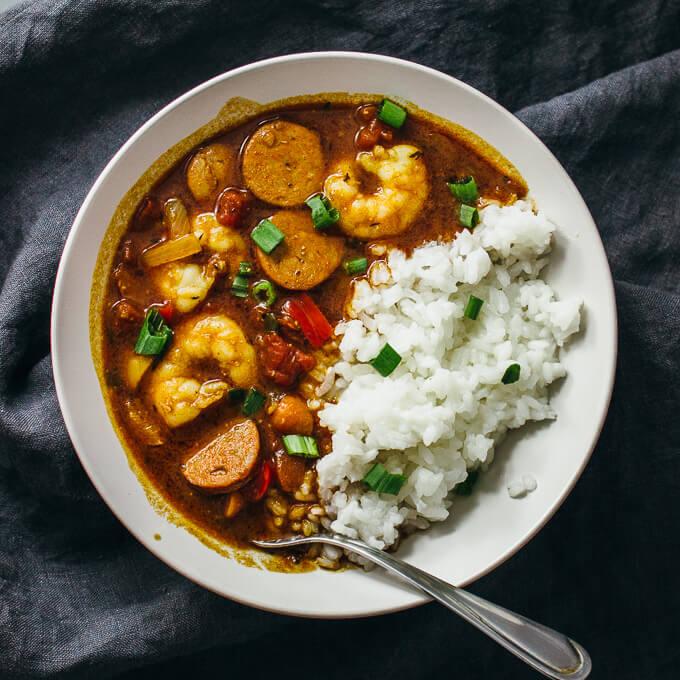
[
  {"left": 501, "top": 363, "right": 521, "bottom": 385},
  {"left": 343, "top": 257, "right": 368, "bottom": 275},
  {"left": 362, "top": 463, "right": 386, "bottom": 489},
  {"left": 231, "top": 274, "right": 249, "bottom": 298},
  {"left": 238, "top": 261, "right": 253, "bottom": 276},
  {"left": 369, "top": 343, "right": 401, "bottom": 376},
  {"left": 464, "top": 295, "right": 484, "bottom": 320},
  {"left": 251, "top": 219, "right": 285, "bottom": 254},
  {"left": 305, "top": 195, "right": 340, "bottom": 230},
  {"left": 448, "top": 176, "right": 478, "bottom": 203},
  {"left": 282, "top": 434, "right": 320, "bottom": 458},
  {"left": 362, "top": 463, "right": 407, "bottom": 495},
  {"left": 134, "top": 308, "right": 173, "bottom": 356},
  {"left": 228, "top": 388, "right": 247, "bottom": 402},
  {"left": 377, "top": 99, "right": 407, "bottom": 129},
  {"left": 252, "top": 280, "right": 276, "bottom": 306},
  {"left": 456, "top": 469, "right": 479, "bottom": 496},
  {"left": 459, "top": 204, "right": 479, "bottom": 229},
  {"left": 241, "top": 387, "right": 266, "bottom": 416},
  {"left": 262, "top": 312, "right": 279, "bottom": 332}
]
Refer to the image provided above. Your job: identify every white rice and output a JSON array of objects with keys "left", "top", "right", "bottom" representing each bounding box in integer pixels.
[
  {"left": 316, "top": 200, "right": 582, "bottom": 550},
  {"left": 507, "top": 474, "right": 538, "bottom": 498}
]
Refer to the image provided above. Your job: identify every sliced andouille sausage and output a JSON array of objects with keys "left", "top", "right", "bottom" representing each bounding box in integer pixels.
[
  {"left": 241, "top": 121, "right": 325, "bottom": 206},
  {"left": 182, "top": 419, "right": 259, "bottom": 493},
  {"left": 255, "top": 210, "right": 343, "bottom": 290},
  {"left": 273, "top": 448, "right": 307, "bottom": 493},
  {"left": 270, "top": 395, "right": 314, "bottom": 435},
  {"left": 186, "top": 143, "right": 233, "bottom": 202}
]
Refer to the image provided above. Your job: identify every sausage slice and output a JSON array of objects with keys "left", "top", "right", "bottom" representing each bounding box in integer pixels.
[
  {"left": 242, "top": 121, "right": 325, "bottom": 206},
  {"left": 255, "top": 210, "right": 343, "bottom": 290},
  {"left": 182, "top": 419, "right": 260, "bottom": 492}
]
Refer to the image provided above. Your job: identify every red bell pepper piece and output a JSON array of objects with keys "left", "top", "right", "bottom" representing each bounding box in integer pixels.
[
  {"left": 246, "top": 460, "right": 273, "bottom": 501},
  {"left": 284, "top": 294, "right": 333, "bottom": 348},
  {"left": 153, "top": 300, "right": 173, "bottom": 322}
]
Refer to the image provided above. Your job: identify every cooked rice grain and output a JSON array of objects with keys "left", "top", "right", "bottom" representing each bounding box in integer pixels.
[{"left": 317, "top": 201, "right": 581, "bottom": 550}]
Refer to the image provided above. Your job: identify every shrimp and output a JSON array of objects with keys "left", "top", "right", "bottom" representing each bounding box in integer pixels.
[
  {"left": 192, "top": 213, "right": 247, "bottom": 261},
  {"left": 151, "top": 215, "right": 245, "bottom": 313},
  {"left": 152, "top": 262, "right": 216, "bottom": 314},
  {"left": 149, "top": 314, "right": 257, "bottom": 427},
  {"left": 323, "top": 144, "right": 428, "bottom": 240}
]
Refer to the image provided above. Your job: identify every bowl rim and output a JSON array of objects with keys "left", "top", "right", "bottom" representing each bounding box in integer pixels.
[{"left": 51, "top": 50, "right": 618, "bottom": 618}]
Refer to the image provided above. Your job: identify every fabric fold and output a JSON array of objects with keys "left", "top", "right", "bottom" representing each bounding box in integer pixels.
[{"left": 0, "top": 1, "right": 678, "bottom": 679}]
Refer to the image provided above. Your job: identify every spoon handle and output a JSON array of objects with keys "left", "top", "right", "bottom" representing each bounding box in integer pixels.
[{"left": 321, "top": 533, "right": 591, "bottom": 679}]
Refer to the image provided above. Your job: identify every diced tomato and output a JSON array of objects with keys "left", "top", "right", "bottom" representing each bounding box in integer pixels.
[
  {"left": 283, "top": 294, "right": 333, "bottom": 348},
  {"left": 111, "top": 299, "right": 143, "bottom": 327},
  {"left": 245, "top": 460, "right": 273, "bottom": 501},
  {"left": 356, "top": 104, "right": 378, "bottom": 122},
  {"left": 133, "top": 196, "right": 162, "bottom": 230},
  {"left": 215, "top": 188, "right": 252, "bottom": 228},
  {"left": 257, "top": 333, "right": 315, "bottom": 387},
  {"left": 157, "top": 301, "right": 173, "bottom": 322},
  {"left": 355, "top": 118, "right": 393, "bottom": 150},
  {"left": 150, "top": 300, "right": 173, "bottom": 322}
]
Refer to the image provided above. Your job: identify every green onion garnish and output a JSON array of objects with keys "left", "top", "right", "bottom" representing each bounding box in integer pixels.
[
  {"left": 456, "top": 469, "right": 479, "bottom": 496},
  {"left": 282, "top": 434, "right": 320, "bottom": 458},
  {"left": 228, "top": 388, "right": 247, "bottom": 402},
  {"left": 377, "top": 99, "right": 407, "bottom": 129},
  {"left": 262, "top": 312, "right": 279, "bottom": 332},
  {"left": 252, "top": 280, "right": 276, "bottom": 306},
  {"left": 134, "top": 308, "right": 173, "bottom": 356},
  {"left": 448, "top": 176, "right": 478, "bottom": 203},
  {"left": 501, "top": 363, "right": 521, "bottom": 385},
  {"left": 241, "top": 387, "right": 266, "bottom": 416},
  {"left": 459, "top": 204, "right": 479, "bottom": 229},
  {"left": 305, "top": 195, "right": 340, "bottom": 230},
  {"left": 464, "top": 295, "right": 484, "bottom": 320},
  {"left": 369, "top": 343, "right": 401, "bottom": 376},
  {"left": 343, "top": 257, "right": 368, "bottom": 275},
  {"left": 238, "top": 261, "right": 253, "bottom": 276},
  {"left": 251, "top": 219, "right": 285, "bottom": 254},
  {"left": 362, "top": 463, "right": 407, "bottom": 495},
  {"left": 231, "top": 274, "right": 249, "bottom": 298}
]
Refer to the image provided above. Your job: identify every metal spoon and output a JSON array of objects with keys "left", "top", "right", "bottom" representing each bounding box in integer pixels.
[{"left": 252, "top": 533, "right": 591, "bottom": 679}]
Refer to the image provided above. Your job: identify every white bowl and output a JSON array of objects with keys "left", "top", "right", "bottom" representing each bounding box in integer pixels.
[{"left": 51, "top": 52, "right": 617, "bottom": 618}]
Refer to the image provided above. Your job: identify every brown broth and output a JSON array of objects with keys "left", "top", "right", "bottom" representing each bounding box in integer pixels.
[{"left": 101, "top": 102, "right": 526, "bottom": 568}]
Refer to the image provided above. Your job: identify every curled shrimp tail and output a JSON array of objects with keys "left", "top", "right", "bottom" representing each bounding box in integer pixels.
[
  {"left": 148, "top": 315, "right": 257, "bottom": 428},
  {"left": 324, "top": 144, "right": 429, "bottom": 240}
]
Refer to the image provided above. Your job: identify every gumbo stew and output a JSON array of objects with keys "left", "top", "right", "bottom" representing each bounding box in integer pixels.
[{"left": 100, "top": 96, "right": 526, "bottom": 568}]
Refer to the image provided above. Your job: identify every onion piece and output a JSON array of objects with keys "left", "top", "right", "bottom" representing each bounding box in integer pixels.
[
  {"left": 125, "top": 353, "right": 153, "bottom": 390},
  {"left": 163, "top": 197, "right": 191, "bottom": 239},
  {"left": 141, "top": 234, "right": 202, "bottom": 267}
]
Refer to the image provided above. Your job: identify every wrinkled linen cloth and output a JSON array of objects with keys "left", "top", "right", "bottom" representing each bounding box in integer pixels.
[{"left": 1, "top": 1, "right": 679, "bottom": 678}]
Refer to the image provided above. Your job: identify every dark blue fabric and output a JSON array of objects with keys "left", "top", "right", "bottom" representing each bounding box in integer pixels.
[{"left": 1, "top": 1, "right": 678, "bottom": 678}]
